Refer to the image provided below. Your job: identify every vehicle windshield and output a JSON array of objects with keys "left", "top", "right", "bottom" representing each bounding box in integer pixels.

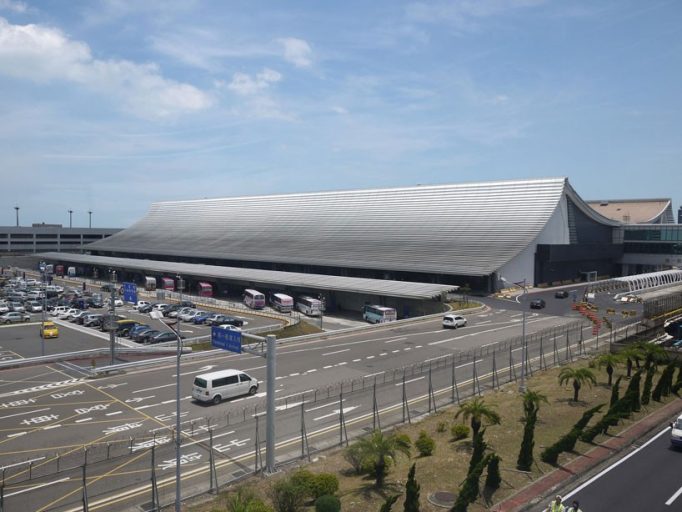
[
  {"left": 193, "top": 378, "right": 207, "bottom": 388},
  {"left": 674, "top": 419, "right": 682, "bottom": 430}
]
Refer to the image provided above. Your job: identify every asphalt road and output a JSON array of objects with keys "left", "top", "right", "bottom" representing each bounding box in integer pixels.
[{"left": 558, "top": 427, "right": 682, "bottom": 512}]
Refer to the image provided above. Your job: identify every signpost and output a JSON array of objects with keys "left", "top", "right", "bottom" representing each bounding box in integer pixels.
[
  {"left": 122, "top": 282, "right": 137, "bottom": 304},
  {"left": 211, "top": 327, "right": 242, "bottom": 354}
]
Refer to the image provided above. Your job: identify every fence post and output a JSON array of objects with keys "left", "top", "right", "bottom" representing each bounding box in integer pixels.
[
  {"left": 301, "top": 401, "right": 310, "bottom": 461},
  {"left": 0, "top": 469, "right": 4, "bottom": 512},
  {"left": 473, "top": 358, "right": 481, "bottom": 396},
  {"left": 553, "top": 335, "right": 558, "bottom": 366},
  {"left": 372, "top": 380, "right": 381, "bottom": 431},
  {"left": 254, "top": 415, "right": 261, "bottom": 474},
  {"left": 451, "top": 356, "right": 460, "bottom": 404},
  {"left": 428, "top": 365, "right": 436, "bottom": 413},
  {"left": 209, "top": 429, "right": 218, "bottom": 493},
  {"left": 339, "top": 392, "right": 348, "bottom": 446},
  {"left": 509, "top": 345, "right": 517, "bottom": 382},
  {"left": 491, "top": 351, "right": 498, "bottom": 389},
  {"left": 565, "top": 329, "right": 572, "bottom": 362},
  {"left": 150, "top": 437, "right": 159, "bottom": 512},
  {"left": 402, "top": 371, "right": 411, "bottom": 424},
  {"left": 539, "top": 336, "right": 546, "bottom": 370},
  {"left": 81, "top": 464, "right": 89, "bottom": 512}
]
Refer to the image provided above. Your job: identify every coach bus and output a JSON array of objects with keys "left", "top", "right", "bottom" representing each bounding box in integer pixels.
[
  {"left": 296, "top": 296, "right": 323, "bottom": 317},
  {"left": 161, "top": 277, "right": 175, "bottom": 291},
  {"left": 362, "top": 304, "right": 397, "bottom": 324},
  {"left": 197, "top": 282, "right": 213, "bottom": 298},
  {"left": 270, "top": 293, "right": 294, "bottom": 313},
  {"left": 144, "top": 276, "right": 157, "bottom": 291},
  {"left": 244, "top": 289, "right": 266, "bottom": 309}
]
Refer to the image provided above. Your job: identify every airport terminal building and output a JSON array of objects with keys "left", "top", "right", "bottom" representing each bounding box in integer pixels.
[{"left": 74, "top": 177, "right": 625, "bottom": 292}]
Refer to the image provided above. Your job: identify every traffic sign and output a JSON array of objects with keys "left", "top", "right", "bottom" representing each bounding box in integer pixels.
[
  {"left": 211, "top": 326, "right": 242, "bottom": 354},
  {"left": 122, "top": 282, "right": 137, "bottom": 304}
]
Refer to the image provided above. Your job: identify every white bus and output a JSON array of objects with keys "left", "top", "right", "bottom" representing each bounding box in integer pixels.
[
  {"left": 362, "top": 304, "right": 397, "bottom": 324},
  {"left": 270, "top": 293, "right": 294, "bottom": 313},
  {"left": 244, "top": 289, "right": 265, "bottom": 309},
  {"left": 296, "top": 296, "right": 323, "bottom": 317}
]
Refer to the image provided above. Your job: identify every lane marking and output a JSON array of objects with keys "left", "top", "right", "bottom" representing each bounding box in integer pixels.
[
  {"left": 313, "top": 406, "right": 358, "bottom": 422},
  {"left": 0, "top": 407, "right": 50, "bottom": 420},
  {"left": 106, "top": 411, "right": 123, "bottom": 416},
  {"left": 306, "top": 400, "right": 343, "bottom": 412},
  {"left": 133, "top": 383, "right": 174, "bottom": 393},
  {"left": 42, "top": 424, "right": 62, "bottom": 430},
  {"left": 0, "top": 456, "right": 45, "bottom": 470},
  {"left": 75, "top": 417, "right": 92, "bottom": 423},
  {"left": 666, "top": 485, "right": 682, "bottom": 506},
  {"left": 383, "top": 336, "right": 407, "bottom": 344},
  {"left": 5, "top": 477, "right": 71, "bottom": 497},
  {"left": 322, "top": 349, "right": 350, "bottom": 356},
  {"left": 456, "top": 359, "right": 483, "bottom": 369},
  {"left": 396, "top": 377, "right": 425, "bottom": 386}
]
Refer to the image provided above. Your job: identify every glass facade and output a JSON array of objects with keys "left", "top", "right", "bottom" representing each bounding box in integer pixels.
[{"left": 624, "top": 225, "right": 682, "bottom": 242}]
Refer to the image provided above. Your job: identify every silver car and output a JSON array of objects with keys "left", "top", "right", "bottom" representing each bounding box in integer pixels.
[{"left": 0, "top": 312, "right": 31, "bottom": 324}]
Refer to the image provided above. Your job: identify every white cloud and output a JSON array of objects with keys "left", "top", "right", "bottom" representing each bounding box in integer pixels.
[
  {"left": 277, "top": 37, "right": 312, "bottom": 68},
  {"left": 228, "top": 68, "right": 282, "bottom": 96},
  {"left": 0, "top": 17, "right": 212, "bottom": 118},
  {"left": 0, "top": 0, "right": 26, "bottom": 13},
  {"left": 331, "top": 106, "right": 348, "bottom": 115},
  {"left": 406, "top": 0, "right": 545, "bottom": 28}
]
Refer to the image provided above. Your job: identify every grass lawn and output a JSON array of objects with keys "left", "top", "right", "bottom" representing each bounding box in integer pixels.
[{"left": 189, "top": 356, "right": 680, "bottom": 511}]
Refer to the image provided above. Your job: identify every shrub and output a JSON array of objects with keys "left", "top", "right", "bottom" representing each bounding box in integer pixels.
[
  {"left": 404, "top": 463, "right": 420, "bottom": 512},
  {"left": 641, "top": 366, "right": 655, "bottom": 405},
  {"left": 310, "top": 473, "right": 339, "bottom": 500},
  {"left": 451, "top": 423, "right": 470, "bottom": 441},
  {"left": 485, "top": 454, "right": 502, "bottom": 491},
  {"left": 343, "top": 443, "right": 368, "bottom": 475},
  {"left": 270, "top": 478, "right": 307, "bottom": 512},
  {"left": 314, "top": 495, "right": 340, "bottom": 512},
  {"left": 516, "top": 411, "right": 536, "bottom": 471},
  {"left": 468, "top": 429, "right": 487, "bottom": 476},
  {"left": 436, "top": 421, "right": 447, "bottom": 433},
  {"left": 415, "top": 431, "right": 435, "bottom": 457},
  {"left": 290, "top": 469, "right": 315, "bottom": 497},
  {"left": 225, "top": 488, "right": 274, "bottom": 512}
]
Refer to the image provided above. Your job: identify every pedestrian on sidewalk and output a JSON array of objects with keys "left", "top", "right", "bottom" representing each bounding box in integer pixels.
[
  {"left": 566, "top": 500, "right": 582, "bottom": 512},
  {"left": 546, "top": 495, "right": 565, "bottom": 512}
]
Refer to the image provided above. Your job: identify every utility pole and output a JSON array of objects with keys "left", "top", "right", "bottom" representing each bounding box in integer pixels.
[
  {"left": 13, "top": 206, "right": 19, "bottom": 227},
  {"left": 68, "top": 210, "right": 73, "bottom": 228},
  {"left": 175, "top": 275, "right": 184, "bottom": 512},
  {"left": 88, "top": 210, "right": 92, "bottom": 229},
  {"left": 520, "top": 279, "right": 527, "bottom": 393},
  {"left": 109, "top": 270, "right": 117, "bottom": 365}
]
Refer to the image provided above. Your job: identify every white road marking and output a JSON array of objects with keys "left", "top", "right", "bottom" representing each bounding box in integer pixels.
[
  {"left": 323, "top": 365, "right": 333, "bottom": 369},
  {"left": 363, "top": 372, "right": 384, "bottom": 378},
  {"left": 322, "top": 349, "right": 350, "bottom": 356},
  {"left": 306, "top": 400, "right": 343, "bottom": 412},
  {"left": 415, "top": 345, "right": 423, "bottom": 348},
  {"left": 337, "top": 362, "right": 347, "bottom": 366},
  {"left": 105, "top": 411, "right": 123, "bottom": 416},
  {"left": 289, "top": 372, "right": 300, "bottom": 377},
  {"left": 456, "top": 359, "right": 483, "bottom": 369},
  {"left": 0, "top": 407, "right": 50, "bottom": 420},
  {"left": 75, "top": 417, "right": 92, "bottom": 423},
  {"left": 182, "top": 430, "right": 236, "bottom": 447},
  {"left": 428, "top": 317, "right": 551, "bottom": 346},
  {"left": 313, "top": 406, "right": 358, "bottom": 422},
  {"left": 7, "top": 432, "right": 26, "bottom": 438},
  {"left": 5, "top": 477, "right": 71, "bottom": 497},
  {"left": 366, "top": 356, "right": 375, "bottom": 359},
  {"left": 352, "top": 359, "right": 361, "bottom": 362},
  {"left": 392, "top": 350, "right": 400, "bottom": 353},
  {"left": 404, "top": 348, "right": 412, "bottom": 351},
  {"left": 481, "top": 342, "right": 498, "bottom": 348},
  {"left": 306, "top": 369, "right": 317, "bottom": 373},
  {"left": 0, "top": 456, "right": 45, "bottom": 470},
  {"left": 133, "top": 383, "right": 174, "bottom": 393},
  {"left": 396, "top": 377, "right": 425, "bottom": 386},
  {"left": 383, "top": 336, "right": 407, "bottom": 344},
  {"left": 42, "top": 424, "right": 61, "bottom": 430},
  {"left": 666, "top": 485, "right": 682, "bottom": 506}
]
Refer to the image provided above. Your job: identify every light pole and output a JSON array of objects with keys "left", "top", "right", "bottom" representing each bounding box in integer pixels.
[
  {"left": 88, "top": 210, "right": 92, "bottom": 229},
  {"left": 174, "top": 275, "right": 184, "bottom": 512},
  {"left": 14, "top": 206, "right": 19, "bottom": 227},
  {"left": 40, "top": 267, "right": 46, "bottom": 357},
  {"left": 68, "top": 210, "right": 73, "bottom": 228},
  {"left": 109, "top": 270, "right": 117, "bottom": 365}
]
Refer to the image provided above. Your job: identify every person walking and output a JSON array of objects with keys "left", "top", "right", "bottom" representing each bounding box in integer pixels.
[
  {"left": 546, "top": 495, "right": 565, "bottom": 512},
  {"left": 566, "top": 500, "right": 582, "bottom": 512}
]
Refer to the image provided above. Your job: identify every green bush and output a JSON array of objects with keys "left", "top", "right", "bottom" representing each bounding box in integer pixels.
[
  {"left": 310, "top": 473, "right": 339, "bottom": 500},
  {"left": 343, "top": 443, "right": 369, "bottom": 475},
  {"left": 314, "top": 495, "right": 341, "bottom": 512},
  {"left": 451, "top": 423, "right": 470, "bottom": 441},
  {"left": 225, "top": 488, "right": 274, "bottom": 512},
  {"left": 290, "top": 469, "right": 315, "bottom": 496},
  {"left": 436, "top": 421, "right": 447, "bottom": 433},
  {"left": 270, "top": 478, "right": 307, "bottom": 512},
  {"left": 415, "top": 430, "right": 436, "bottom": 457}
]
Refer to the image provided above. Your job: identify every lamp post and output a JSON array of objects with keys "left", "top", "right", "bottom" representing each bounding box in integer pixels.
[
  {"left": 109, "top": 270, "right": 117, "bottom": 365},
  {"left": 174, "top": 275, "right": 184, "bottom": 512},
  {"left": 13, "top": 206, "right": 19, "bottom": 227},
  {"left": 88, "top": 210, "right": 92, "bottom": 229},
  {"left": 68, "top": 210, "right": 73, "bottom": 228}
]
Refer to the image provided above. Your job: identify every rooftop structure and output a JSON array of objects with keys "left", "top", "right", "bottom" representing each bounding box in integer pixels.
[{"left": 587, "top": 199, "right": 674, "bottom": 224}]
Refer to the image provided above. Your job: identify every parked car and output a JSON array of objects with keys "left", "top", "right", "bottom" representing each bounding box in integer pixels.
[
  {"left": 180, "top": 300, "right": 196, "bottom": 308},
  {"left": 40, "top": 321, "right": 59, "bottom": 338},
  {"left": 70, "top": 310, "right": 89, "bottom": 323},
  {"left": 0, "top": 312, "right": 31, "bottom": 324},
  {"left": 105, "top": 298, "right": 124, "bottom": 307},
  {"left": 133, "top": 301, "right": 150, "bottom": 310},
  {"left": 217, "top": 324, "right": 242, "bottom": 331},
  {"left": 127, "top": 324, "right": 152, "bottom": 339},
  {"left": 152, "top": 303, "right": 170, "bottom": 312},
  {"left": 138, "top": 303, "right": 155, "bottom": 313},
  {"left": 51, "top": 306, "right": 69, "bottom": 317},
  {"left": 554, "top": 290, "right": 569, "bottom": 299},
  {"left": 192, "top": 311, "right": 212, "bottom": 324},
  {"left": 82, "top": 313, "right": 104, "bottom": 327},
  {"left": 168, "top": 306, "right": 191, "bottom": 319},
  {"left": 0, "top": 302, "right": 9, "bottom": 314},
  {"left": 132, "top": 327, "right": 158, "bottom": 342},
  {"left": 26, "top": 301, "right": 43, "bottom": 313},
  {"left": 135, "top": 329, "right": 162, "bottom": 343},
  {"left": 147, "top": 331, "right": 180, "bottom": 344},
  {"left": 218, "top": 315, "right": 244, "bottom": 327},
  {"left": 530, "top": 298, "right": 546, "bottom": 309},
  {"left": 9, "top": 301, "right": 25, "bottom": 313},
  {"left": 442, "top": 314, "right": 467, "bottom": 329}
]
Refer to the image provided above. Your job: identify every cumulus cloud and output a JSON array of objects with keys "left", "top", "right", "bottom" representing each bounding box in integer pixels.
[
  {"left": 228, "top": 68, "right": 282, "bottom": 96},
  {"left": 0, "top": 17, "right": 213, "bottom": 118},
  {"left": 277, "top": 37, "right": 312, "bottom": 68},
  {"left": 0, "top": 0, "right": 26, "bottom": 13}
]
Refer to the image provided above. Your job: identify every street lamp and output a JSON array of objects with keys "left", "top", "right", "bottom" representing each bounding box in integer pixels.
[
  {"left": 88, "top": 210, "right": 92, "bottom": 229},
  {"left": 68, "top": 209, "right": 73, "bottom": 228},
  {"left": 14, "top": 206, "right": 19, "bottom": 227},
  {"left": 109, "top": 270, "right": 117, "bottom": 365},
  {"left": 174, "top": 275, "right": 185, "bottom": 512}
]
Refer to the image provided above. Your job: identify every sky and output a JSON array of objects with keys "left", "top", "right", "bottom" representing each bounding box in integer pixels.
[{"left": 0, "top": 0, "right": 680, "bottom": 228}]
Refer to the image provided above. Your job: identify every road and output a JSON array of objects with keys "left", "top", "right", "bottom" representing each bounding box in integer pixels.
[
  {"left": 557, "top": 426, "right": 682, "bottom": 512},
  {"left": 0, "top": 303, "right": 595, "bottom": 511}
]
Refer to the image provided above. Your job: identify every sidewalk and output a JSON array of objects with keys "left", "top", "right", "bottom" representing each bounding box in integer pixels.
[{"left": 492, "top": 396, "right": 682, "bottom": 512}]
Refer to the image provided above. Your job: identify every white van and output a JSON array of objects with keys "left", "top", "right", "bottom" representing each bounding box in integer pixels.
[
  {"left": 192, "top": 370, "right": 259, "bottom": 404},
  {"left": 671, "top": 414, "right": 682, "bottom": 448}
]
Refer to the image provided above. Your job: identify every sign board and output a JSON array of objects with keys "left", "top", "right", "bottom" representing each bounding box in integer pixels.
[
  {"left": 211, "top": 326, "right": 242, "bottom": 354},
  {"left": 122, "top": 282, "right": 137, "bottom": 304}
]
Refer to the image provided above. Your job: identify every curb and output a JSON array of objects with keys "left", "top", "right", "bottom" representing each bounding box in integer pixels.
[{"left": 492, "top": 397, "right": 682, "bottom": 512}]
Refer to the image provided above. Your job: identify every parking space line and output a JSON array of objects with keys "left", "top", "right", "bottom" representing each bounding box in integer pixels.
[{"left": 0, "top": 407, "right": 50, "bottom": 420}]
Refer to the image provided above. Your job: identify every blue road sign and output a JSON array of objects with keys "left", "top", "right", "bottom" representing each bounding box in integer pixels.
[
  {"left": 122, "top": 282, "right": 138, "bottom": 304},
  {"left": 211, "top": 326, "right": 242, "bottom": 354}
]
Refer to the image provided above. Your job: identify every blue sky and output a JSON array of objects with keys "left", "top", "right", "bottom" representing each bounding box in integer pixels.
[{"left": 0, "top": 0, "right": 680, "bottom": 228}]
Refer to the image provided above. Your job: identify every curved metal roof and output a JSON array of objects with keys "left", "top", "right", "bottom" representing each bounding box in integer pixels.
[
  {"left": 88, "top": 177, "right": 615, "bottom": 276},
  {"left": 586, "top": 198, "right": 674, "bottom": 224},
  {"left": 37, "top": 253, "right": 456, "bottom": 299}
]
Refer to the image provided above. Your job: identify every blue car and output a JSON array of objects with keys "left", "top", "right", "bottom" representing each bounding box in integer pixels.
[{"left": 192, "top": 312, "right": 212, "bottom": 325}]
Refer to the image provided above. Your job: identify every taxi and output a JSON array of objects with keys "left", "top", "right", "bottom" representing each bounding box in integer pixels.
[{"left": 40, "top": 321, "right": 59, "bottom": 339}]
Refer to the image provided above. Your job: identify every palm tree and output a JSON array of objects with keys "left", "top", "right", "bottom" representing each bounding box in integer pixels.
[
  {"left": 592, "top": 353, "right": 621, "bottom": 386},
  {"left": 620, "top": 346, "right": 643, "bottom": 378},
  {"left": 559, "top": 367, "right": 597, "bottom": 402},
  {"left": 353, "top": 429, "right": 411, "bottom": 488},
  {"left": 522, "top": 389, "right": 548, "bottom": 419},
  {"left": 455, "top": 397, "right": 501, "bottom": 437},
  {"left": 637, "top": 342, "right": 668, "bottom": 369}
]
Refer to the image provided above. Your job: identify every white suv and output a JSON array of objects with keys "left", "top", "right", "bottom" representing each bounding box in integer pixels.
[{"left": 442, "top": 314, "right": 467, "bottom": 329}]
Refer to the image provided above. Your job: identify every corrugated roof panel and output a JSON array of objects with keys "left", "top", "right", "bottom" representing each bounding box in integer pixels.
[{"left": 88, "top": 177, "right": 571, "bottom": 276}]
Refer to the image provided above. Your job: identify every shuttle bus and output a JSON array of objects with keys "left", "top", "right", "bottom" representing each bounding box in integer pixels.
[
  {"left": 270, "top": 293, "right": 294, "bottom": 313},
  {"left": 144, "top": 276, "right": 157, "bottom": 291},
  {"left": 244, "top": 289, "right": 265, "bottom": 309},
  {"left": 362, "top": 304, "right": 397, "bottom": 324},
  {"left": 296, "top": 296, "right": 323, "bottom": 317},
  {"left": 161, "top": 277, "right": 175, "bottom": 291},
  {"left": 198, "top": 282, "right": 213, "bottom": 298}
]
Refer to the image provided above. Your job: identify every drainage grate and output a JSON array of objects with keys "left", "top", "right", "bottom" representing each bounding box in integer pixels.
[{"left": 138, "top": 502, "right": 157, "bottom": 512}]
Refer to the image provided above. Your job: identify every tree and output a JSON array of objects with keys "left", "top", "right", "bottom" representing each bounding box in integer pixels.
[
  {"left": 641, "top": 366, "right": 656, "bottom": 405},
  {"left": 454, "top": 397, "right": 501, "bottom": 438},
  {"left": 485, "top": 454, "right": 502, "bottom": 491},
  {"left": 620, "top": 346, "right": 643, "bottom": 378},
  {"left": 516, "top": 409, "right": 536, "bottom": 471},
  {"left": 522, "top": 389, "right": 548, "bottom": 419},
  {"left": 558, "top": 367, "right": 597, "bottom": 402},
  {"left": 353, "top": 430, "right": 411, "bottom": 488},
  {"left": 637, "top": 342, "right": 668, "bottom": 369},
  {"left": 379, "top": 495, "right": 401, "bottom": 512},
  {"left": 592, "top": 353, "right": 621, "bottom": 387},
  {"left": 451, "top": 454, "right": 491, "bottom": 512},
  {"left": 468, "top": 429, "right": 488, "bottom": 476},
  {"left": 404, "top": 463, "right": 420, "bottom": 512},
  {"left": 610, "top": 376, "right": 622, "bottom": 407}
]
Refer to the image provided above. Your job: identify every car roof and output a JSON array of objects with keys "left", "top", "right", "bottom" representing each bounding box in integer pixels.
[{"left": 195, "top": 369, "right": 246, "bottom": 379}]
